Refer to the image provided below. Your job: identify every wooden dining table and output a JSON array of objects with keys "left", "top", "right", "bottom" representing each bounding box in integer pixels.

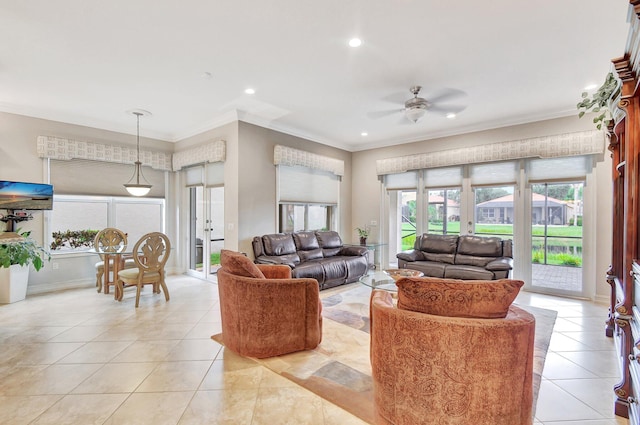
[{"left": 89, "top": 248, "right": 133, "bottom": 299}]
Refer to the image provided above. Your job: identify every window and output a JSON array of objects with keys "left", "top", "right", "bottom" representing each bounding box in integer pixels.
[
  {"left": 279, "top": 203, "right": 335, "bottom": 232},
  {"left": 49, "top": 195, "right": 164, "bottom": 253}
]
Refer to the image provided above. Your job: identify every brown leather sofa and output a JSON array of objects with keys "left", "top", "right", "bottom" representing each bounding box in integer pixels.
[
  {"left": 396, "top": 233, "right": 513, "bottom": 280},
  {"left": 252, "top": 230, "right": 369, "bottom": 290}
]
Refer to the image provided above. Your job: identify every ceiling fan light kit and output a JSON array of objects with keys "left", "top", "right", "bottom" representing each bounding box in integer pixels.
[
  {"left": 404, "top": 85, "right": 429, "bottom": 123},
  {"left": 124, "top": 109, "right": 153, "bottom": 197}
]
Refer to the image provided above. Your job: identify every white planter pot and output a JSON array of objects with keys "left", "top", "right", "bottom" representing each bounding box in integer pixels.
[{"left": 0, "top": 264, "right": 30, "bottom": 304}]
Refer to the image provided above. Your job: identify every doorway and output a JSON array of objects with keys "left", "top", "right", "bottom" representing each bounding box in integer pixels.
[
  {"left": 529, "top": 182, "right": 583, "bottom": 296},
  {"left": 188, "top": 185, "right": 224, "bottom": 281}
]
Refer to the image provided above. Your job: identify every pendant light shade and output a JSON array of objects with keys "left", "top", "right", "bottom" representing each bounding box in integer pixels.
[{"left": 124, "top": 109, "right": 152, "bottom": 196}]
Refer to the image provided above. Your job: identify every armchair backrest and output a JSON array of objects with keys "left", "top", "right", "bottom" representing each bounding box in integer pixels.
[{"left": 94, "top": 227, "right": 128, "bottom": 253}]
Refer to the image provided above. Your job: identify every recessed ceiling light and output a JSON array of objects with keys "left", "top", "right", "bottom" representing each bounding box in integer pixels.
[
  {"left": 361, "top": 132, "right": 368, "bottom": 136},
  {"left": 244, "top": 88, "right": 256, "bottom": 95},
  {"left": 446, "top": 113, "right": 456, "bottom": 119},
  {"left": 583, "top": 83, "right": 598, "bottom": 91},
  {"left": 348, "top": 38, "right": 362, "bottom": 47}
]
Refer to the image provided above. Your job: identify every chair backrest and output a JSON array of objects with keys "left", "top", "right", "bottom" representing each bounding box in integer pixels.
[
  {"left": 94, "top": 228, "right": 128, "bottom": 254},
  {"left": 132, "top": 232, "right": 171, "bottom": 272}
]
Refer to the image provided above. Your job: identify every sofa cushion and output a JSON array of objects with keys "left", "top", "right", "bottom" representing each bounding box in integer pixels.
[
  {"left": 262, "top": 233, "right": 297, "bottom": 256},
  {"left": 293, "top": 231, "right": 320, "bottom": 250},
  {"left": 316, "top": 231, "right": 343, "bottom": 249},
  {"left": 298, "top": 248, "right": 323, "bottom": 261},
  {"left": 456, "top": 235, "right": 503, "bottom": 257},
  {"left": 396, "top": 277, "right": 524, "bottom": 318},
  {"left": 404, "top": 262, "right": 447, "bottom": 278},
  {"left": 221, "top": 249, "right": 265, "bottom": 279},
  {"left": 419, "top": 234, "right": 457, "bottom": 264},
  {"left": 444, "top": 264, "right": 495, "bottom": 280}
]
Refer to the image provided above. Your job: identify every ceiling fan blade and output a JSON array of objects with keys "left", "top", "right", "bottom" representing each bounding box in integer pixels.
[
  {"left": 367, "top": 109, "right": 402, "bottom": 120},
  {"left": 427, "top": 88, "right": 467, "bottom": 104},
  {"left": 428, "top": 104, "right": 467, "bottom": 114},
  {"left": 381, "top": 92, "right": 408, "bottom": 105}
]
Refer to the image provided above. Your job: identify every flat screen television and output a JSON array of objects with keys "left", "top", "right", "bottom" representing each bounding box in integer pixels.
[{"left": 0, "top": 180, "right": 54, "bottom": 210}]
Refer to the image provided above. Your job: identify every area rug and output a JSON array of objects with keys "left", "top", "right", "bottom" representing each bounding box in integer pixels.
[{"left": 212, "top": 284, "right": 557, "bottom": 424}]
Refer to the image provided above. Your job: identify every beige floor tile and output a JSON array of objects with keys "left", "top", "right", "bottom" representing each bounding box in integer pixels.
[
  {"left": 321, "top": 399, "right": 369, "bottom": 425},
  {"left": 103, "top": 391, "right": 194, "bottom": 425},
  {"left": 561, "top": 331, "right": 618, "bottom": 351},
  {"left": 47, "top": 325, "right": 106, "bottom": 342},
  {"left": 0, "top": 395, "right": 62, "bottom": 425},
  {"left": 164, "top": 338, "right": 223, "bottom": 361},
  {"left": 136, "top": 360, "right": 212, "bottom": 392},
  {"left": 542, "top": 352, "right": 599, "bottom": 379},
  {"left": 72, "top": 362, "right": 157, "bottom": 394},
  {"left": 14, "top": 342, "right": 85, "bottom": 365},
  {"left": 551, "top": 377, "right": 621, "bottom": 417},
  {"left": 543, "top": 420, "right": 627, "bottom": 425},
  {"left": 110, "top": 339, "right": 180, "bottom": 362},
  {"left": 177, "top": 389, "right": 259, "bottom": 425},
  {"left": 548, "top": 333, "right": 592, "bottom": 352},
  {"left": 57, "top": 340, "right": 132, "bottom": 363},
  {"left": 1, "top": 363, "right": 102, "bottom": 395},
  {"left": 535, "top": 380, "right": 606, "bottom": 422},
  {"left": 184, "top": 322, "right": 221, "bottom": 339},
  {"left": 557, "top": 351, "right": 620, "bottom": 378},
  {"left": 30, "top": 393, "right": 128, "bottom": 425},
  {"left": 200, "top": 356, "right": 265, "bottom": 390},
  {"left": 251, "top": 386, "right": 324, "bottom": 425}
]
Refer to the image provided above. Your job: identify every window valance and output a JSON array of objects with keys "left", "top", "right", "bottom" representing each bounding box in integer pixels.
[
  {"left": 37, "top": 136, "right": 172, "bottom": 171},
  {"left": 172, "top": 140, "right": 226, "bottom": 171},
  {"left": 376, "top": 130, "right": 605, "bottom": 175},
  {"left": 274, "top": 145, "right": 344, "bottom": 176}
]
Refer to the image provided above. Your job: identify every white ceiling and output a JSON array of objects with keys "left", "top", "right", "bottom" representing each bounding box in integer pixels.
[{"left": 0, "top": 1, "right": 631, "bottom": 152}]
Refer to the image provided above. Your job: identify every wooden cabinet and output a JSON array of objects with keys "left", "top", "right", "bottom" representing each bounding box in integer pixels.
[{"left": 607, "top": 3, "right": 640, "bottom": 421}]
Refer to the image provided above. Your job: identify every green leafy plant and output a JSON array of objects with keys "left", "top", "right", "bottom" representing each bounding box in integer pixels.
[
  {"left": 0, "top": 230, "right": 50, "bottom": 271},
  {"left": 50, "top": 229, "right": 99, "bottom": 250},
  {"left": 356, "top": 226, "right": 370, "bottom": 238},
  {"left": 577, "top": 72, "right": 620, "bottom": 130}
]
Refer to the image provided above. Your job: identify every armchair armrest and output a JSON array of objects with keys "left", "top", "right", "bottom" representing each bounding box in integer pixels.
[
  {"left": 396, "top": 250, "right": 423, "bottom": 262},
  {"left": 257, "top": 264, "right": 292, "bottom": 279},
  {"left": 486, "top": 258, "right": 513, "bottom": 271},
  {"left": 340, "top": 245, "right": 368, "bottom": 256}
]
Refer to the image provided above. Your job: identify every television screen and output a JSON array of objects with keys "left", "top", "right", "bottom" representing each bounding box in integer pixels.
[{"left": 0, "top": 180, "right": 54, "bottom": 210}]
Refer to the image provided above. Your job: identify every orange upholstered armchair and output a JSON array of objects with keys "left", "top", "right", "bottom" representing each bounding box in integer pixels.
[
  {"left": 216, "top": 250, "right": 322, "bottom": 358},
  {"left": 370, "top": 277, "right": 535, "bottom": 425}
]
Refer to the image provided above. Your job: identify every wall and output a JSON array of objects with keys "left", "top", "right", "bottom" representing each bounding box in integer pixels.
[
  {"left": 236, "top": 122, "right": 353, "bottom": 257},
  {"left": 351, "top": 115, "right": 614, "bottom": 302},
  {"left": 0, "top": 111, "right": 174, "bottom": 294}
]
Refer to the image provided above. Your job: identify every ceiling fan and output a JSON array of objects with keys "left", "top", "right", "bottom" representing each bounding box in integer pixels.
[{"left": 369, "top": 85, "right": 467, "bottom": 124}]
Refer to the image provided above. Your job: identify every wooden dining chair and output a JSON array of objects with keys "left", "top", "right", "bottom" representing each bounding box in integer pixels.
[
  {"left": 116, "top": 232, "right": 171, "bottom": 307},
  {"left": 94, "top": 228, "right": 136, "bottom": 294}
]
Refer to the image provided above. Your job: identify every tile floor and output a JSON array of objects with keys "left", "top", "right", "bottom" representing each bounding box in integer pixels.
[{"left": 0, "top": 274, "right": 630, "bottom": 424}]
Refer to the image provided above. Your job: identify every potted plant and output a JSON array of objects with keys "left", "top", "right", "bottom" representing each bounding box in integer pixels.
[
  {"left": 0, "top": 230, "right": 50, "bottom": 303},
  {"left": 356, "top": 226, "right": 370, "bottom": 246},
  {"left": 577, "top": 72, "right": 621, "bottom": 130}
]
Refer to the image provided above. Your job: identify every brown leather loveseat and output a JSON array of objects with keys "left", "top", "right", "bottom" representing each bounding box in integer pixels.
[
  {"left": 252, "top": 230, "right": 369, "bottom": 290},
  {"left": 397, "top": 233, "right": 513, "bottom": 280}
]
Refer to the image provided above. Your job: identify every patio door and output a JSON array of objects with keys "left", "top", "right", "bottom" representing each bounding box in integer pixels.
[
  {"left": 185, "top": 163, "right": 224, "bottom": 281},
  {"left": 528, "top": 182, "right": 583, "bottom": 296}
]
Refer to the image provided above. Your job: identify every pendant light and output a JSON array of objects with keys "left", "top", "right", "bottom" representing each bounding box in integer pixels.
[{"left": 124, "top": 109, "right": 152, "bottom": 196}]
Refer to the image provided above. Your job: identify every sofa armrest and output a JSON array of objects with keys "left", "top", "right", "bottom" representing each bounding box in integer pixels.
[
  {"left": 257, "top": 264, "right": 292, "bottom": 279},
  {"left": 340, "top": 245, "right": 368, "bottom": 256},
  {"left": 486, "top": 258, "right": 513, "bottom": 271},
  {"left": 396, "top": 250, "right": 423, "bottom": 262}
]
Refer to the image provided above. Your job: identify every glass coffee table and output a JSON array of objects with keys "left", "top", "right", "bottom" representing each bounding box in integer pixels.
[{"left": 359, "top": 269, "right": 424, "bottom": 292}]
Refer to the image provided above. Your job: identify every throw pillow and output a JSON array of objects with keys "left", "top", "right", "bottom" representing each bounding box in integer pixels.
[
  {"left": 396, "top": 277, "right": 524, "bottom": 319},
  {"left": 220, "top": 249, "right": 265, "bottom": 279}
]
